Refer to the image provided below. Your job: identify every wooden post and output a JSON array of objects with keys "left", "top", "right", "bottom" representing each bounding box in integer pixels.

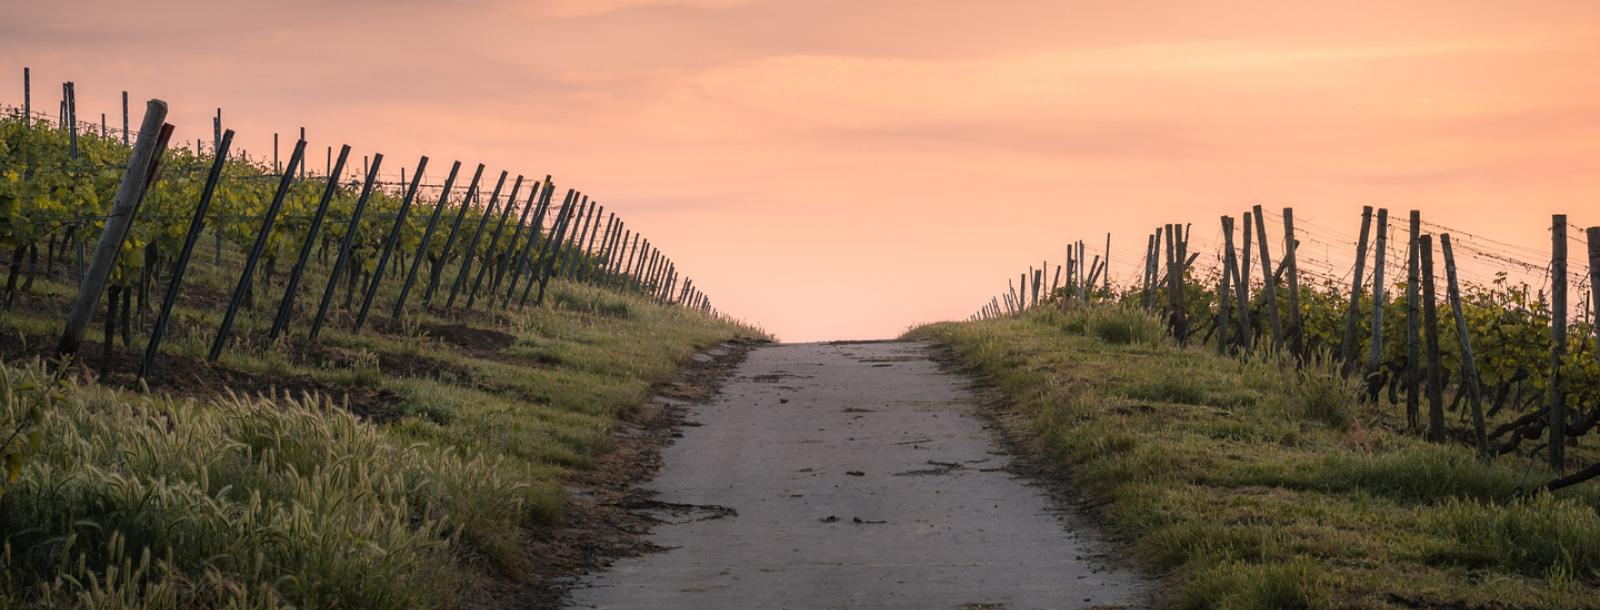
[
  {"left": 1141, "top": 233, "right": 1154, "bottom": 308},
  {"left": 583, "top": 213, "right": 616, "bottom": 284},
  {"left": 1103, "top": 233, "right": 1111, "bottom": 292},
  {"left": 1077, "top": 241, "right": 1088, "bottom": 302},
  {"left": 1241, "top": 212, "right": 1253, "bottom": 289},
  {"left": 556, "top": 196, "right": 590, "bottom": 282},
  {"left": 447, "top": 171, "right": 509, "bottom": 308},
  {"left": 1174, "top": 225, "right": 1189, "bottom": 343},
  {"left": 58, "top": 100, "right": 168, "bottom": 358},
  {"left": 576, "top": 205, "right": 607, "bottom": 282},
  {"left": 272, "top": 146, "right": 352, "bottom": 339},
  {"left": 533, "top": 193, "right": 583, "bottom": 306},
  {"left": 1588, "top": 227, "right": 1600, "bottom": 371},
  {"left": 140, "top": 130, "right": 231, "bottom": 380},
  {"left": 1404, "top": 211, "right": 1422, "bottom": 431},
  {"left": 21, "top": 68, "right": 28, "bottom": 127},
  {"left": 209, "top": 139, "right": 305, "bottom": 361},
  {"left": 424, "top": 164, "right": 485, "bottom": 307},
  {"left": 1419, "top": 235, "right": 1445, "bottom": 442},
  {"left": 310, "top": 154, "right": 384, "bottom": 342},
  {"left": 1030, "top": 267, "right": 1039, "bottom": 307},
  {"left": 1366, "top": 208, "right": 1390, "bottom": 399},
  {"left": 1217, "top": 217, "right": 1234, "bottom": 354},
  {"left": 503, "top": 182, "right": 559, "bottom": 305},
  {"left": 517, "top": 189, "right": 575, "bottom": 306},
  {"left": 298, "top": 127, "right": 307, "bottom": 180},
  {"left": 1440, "top": 234, "right": 1488, "bottom": 455},
  {"left": 1282, "top": 208, "right": 1303, "bottom": 359},
  {"left": 1223, "top": 215, "right": 1252, "bottom": 350},
  {"left": 1252, "top": 205, "right": 1283, "bottom": 350},
  {"left": 1547, "top": 216, "right": 1568, "bottom": 470},
  {"left": 564, "top": 202, "right": 600, "bottom": 280},
  {"left": 1164, "top": 225, "right": 1181, "bottom": 341},
  {"left": 466, "top": 174, "right": 525, "bottom": 307},
  {"left": 354, "top": 156, "right": 428, "bottom": 331},
  {"left": 393, "top": 159, "right": 464, "bottom": 315},
  {"left": 491, "top": 177, "right": 545, "bottom": 297},
  {"left": 66, "top": 82, "right": 77, "bottom": 159},
  {"left": 617, "top": 231, "right": 639, "bottom": 292},
  {"left": 628, "top": 238, "right": 648, "bottom": 293},
  {"left": 121, "top": 92, "right": 128, "bottom": 146},
  {"left": 1340, "top": 206, "right": 1375, "bottom": 371}
]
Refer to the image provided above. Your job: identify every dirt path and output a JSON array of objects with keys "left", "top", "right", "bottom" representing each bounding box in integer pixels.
[{"left": 566, "top": 341, "right": 1149, "bottom": 609}]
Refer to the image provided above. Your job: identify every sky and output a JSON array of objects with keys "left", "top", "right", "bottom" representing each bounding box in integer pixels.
[{"left": 5, "top": 1, "right": 1600, "bottom": 341}]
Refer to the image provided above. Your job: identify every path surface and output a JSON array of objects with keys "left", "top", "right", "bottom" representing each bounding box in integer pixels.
[{"left": 567, "top": 341, "right": 1148, "bottom": 610}]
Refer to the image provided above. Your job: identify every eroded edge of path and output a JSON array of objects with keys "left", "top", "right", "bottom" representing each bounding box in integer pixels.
[{"left": 468, "top": 338, "right": 764, "bottom": 609}]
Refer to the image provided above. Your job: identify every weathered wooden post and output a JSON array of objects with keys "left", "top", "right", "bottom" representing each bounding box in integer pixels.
[
  {"left": 447, "top": 171, "right": 509, "bottom": 308},
  {"left": 1225, "top": 216, "right": 1252, "bottom": 350},
  {"left": 1419, "top": 235, "right": 1445, "bottom": 443},
  {"left": 564, "top": 202, "right": 600, "bottom": 280},
  {"left": 1547, "top": 216, "right": 1568, "bottom": 470},
  {"left": 310, "top": 154, "right": 384, "bottom": 342},
  {"left": 496, "top": 179, "right": 551, "bottom": 298},
  {"left": 556, "top": 196, "right": 590, "bottom": 281},
  {"left": 1240, "top": 212, "right": 1253, "bottom": 289},
  {"left": 58, "top": 100, "right": 168, "bottom": 358},
  {"left": 617, "top": 231, "right": 640, "bottom": 291},
  {"left": 1103, "top": 234, "right": 1111, "bottom": 293},
  {"left": 65, "top": 82, "right": 77, "bottom": 159},
  {"left": 424, "top": 164, "right": 485, "bottom": 307},
  {"left": 1588, "top": 227, "right": 1600, "bottom": 370},
  {"left": 516, "top": 189, "right": 574, "bottom": 306},
  {"left": 1282, "top": 208, "right": 1303, "bottom": 359},
  {"left": 1365, "top": 208, "right": 1389, "bottom": 399},
  {"left": 271, "top": 146, "right": 352, "bottom": 339},
  {"left": 392, "top": 162, "right": 462, "bottom": 318},
  {"left": 1340, "top": 206, "right": 1375, "bottom": 372},
  {"left": 1404, "top": 211, "right": 1422, "bottom": 431},
  {"left": 533, "top": 194, "right": 583, "bottom": 306},
  {"left": 140, "top": 129, "right": 231, "bottom": 380},
  {"left": 1217, "top": 217, "right": 1234, "bottom": 354},
  {"left": 1141, "top": 233, "right": 1155, "bottom": 308},
  {"left": 354, "top": 156, "right": 428, "bottom": 332},
  {"left": 1251, "top": 205, "right": 1283, "bottom": 350},
  {"left": 1440, "top": 234, "right": 1488, "bottom": 455},
  {"left": 1077, "top": 241, "right": 1088, "bottom": 302},
  {"left": 1164, "top": 225, "right": 1180, "bottom": 340},
  {"left": 503, "top": 182, "right": 557, "bottom": 304},
  {"left": 577, "top": 205, "right": 607, "bottom": 282},
  {"left": 466, "top": 175, "right": 525, "bottom": 307},
  {"left": 584, "top": 213, "right": 616, "bottom": 284},
  {"left": 209, "top": 140, "right": 306, "bottom": 361}
]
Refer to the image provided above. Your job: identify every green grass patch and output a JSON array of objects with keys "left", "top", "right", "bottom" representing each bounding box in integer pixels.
[{"left": 909, "top": 306, "right": 1600, "bottom": 609}]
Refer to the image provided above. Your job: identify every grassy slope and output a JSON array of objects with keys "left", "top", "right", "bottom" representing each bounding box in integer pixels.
[
  {"left": 910, "top": 306, "right": 1600, "bottom": 610},
  {"left": 0, "top": 273, "right": 762, "bottom": 608}
]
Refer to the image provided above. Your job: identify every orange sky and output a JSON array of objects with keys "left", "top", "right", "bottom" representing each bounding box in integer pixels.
[{"left": 7, "top": 1, "right": 1600, "bottom": 340}]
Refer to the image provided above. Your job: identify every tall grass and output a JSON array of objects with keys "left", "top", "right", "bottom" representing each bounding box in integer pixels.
[
  {"left": 909, "top": 304, "right": 1600, "bottom": 609},
  {"left": 0, "top": 360, "right": 533, "bottom": 608}
]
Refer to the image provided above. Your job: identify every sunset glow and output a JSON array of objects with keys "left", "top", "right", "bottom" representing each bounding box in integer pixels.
[{"left": 9, "top": 0, "right": 1599, "bottom": 339}]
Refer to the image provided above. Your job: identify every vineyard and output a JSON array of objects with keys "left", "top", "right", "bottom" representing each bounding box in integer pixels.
[
  {"left": 0, "top": 70, "right": 760, "bottom": 607},
  {"left": 934, "top": 203, "right": 1600, "bottom": 606},
  {"left": 977, "top": 206, "right": 1600, "bottom": 491},
  {"left": 0, "top": 71, "right": 727, "bottom": 371}
]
